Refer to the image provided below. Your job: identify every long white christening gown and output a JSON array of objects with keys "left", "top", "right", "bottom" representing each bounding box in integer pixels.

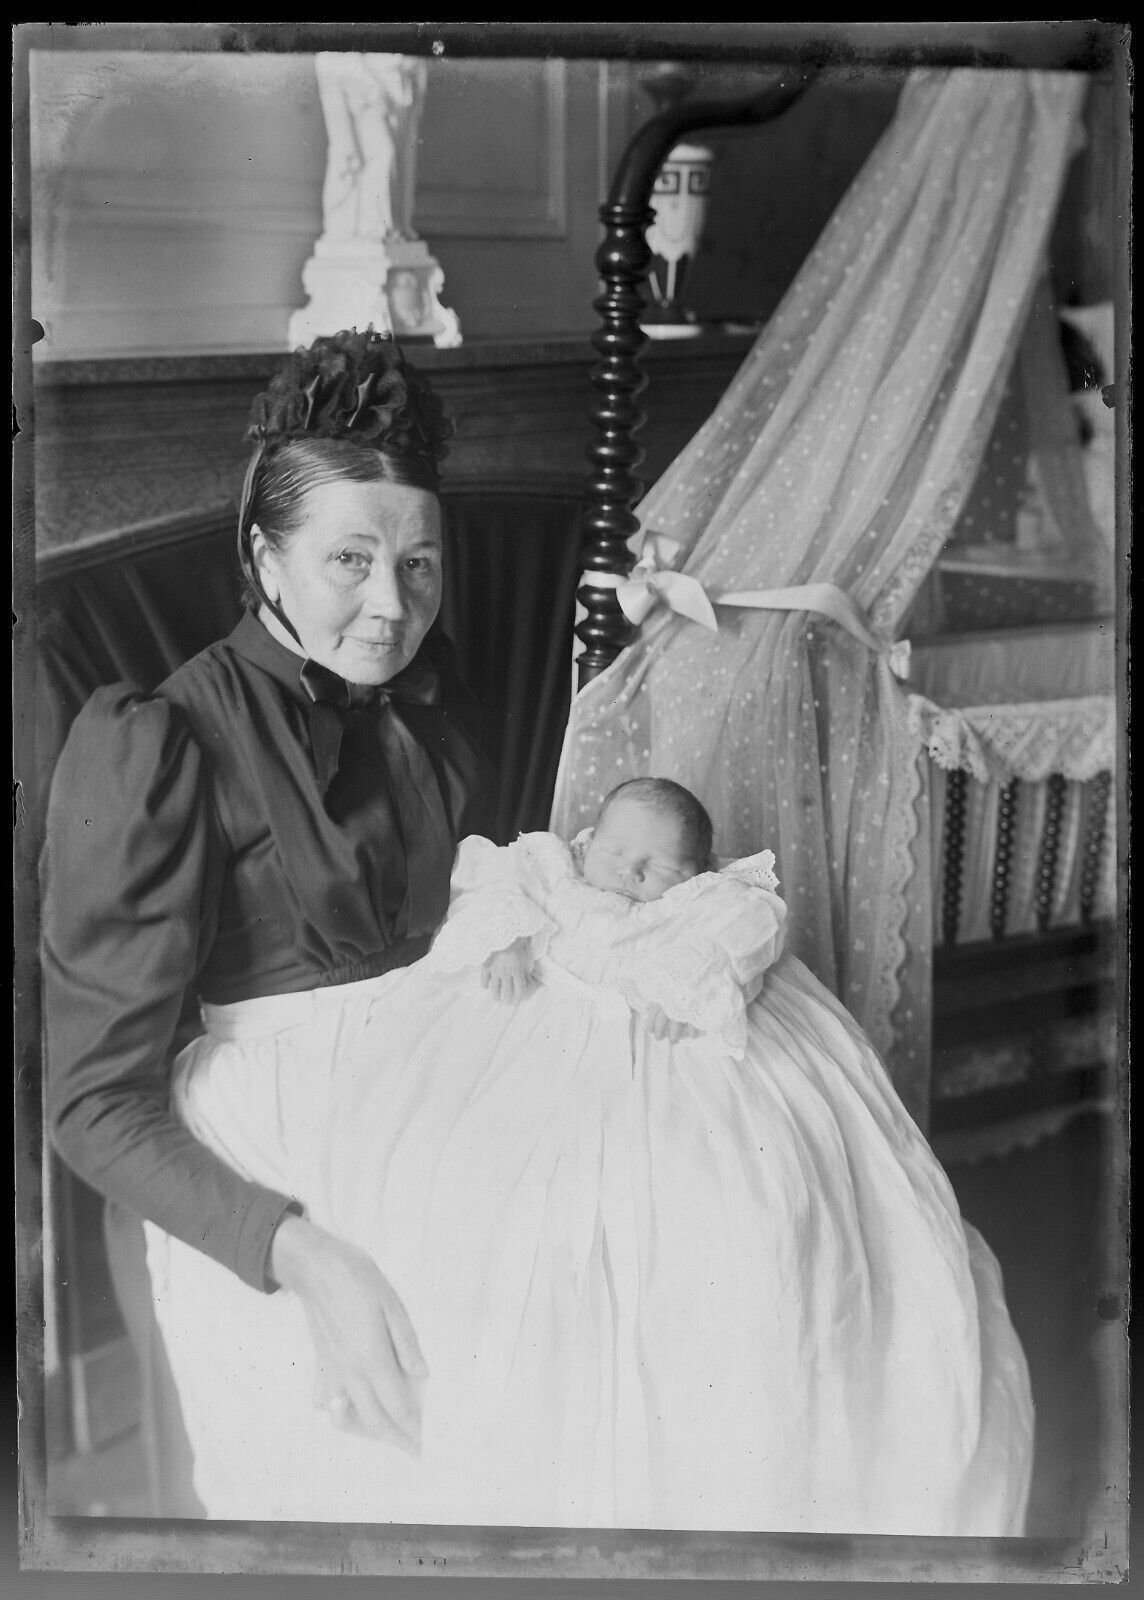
[{"left": 152, "top": 831, "right": 1034, "bottom": 1532}]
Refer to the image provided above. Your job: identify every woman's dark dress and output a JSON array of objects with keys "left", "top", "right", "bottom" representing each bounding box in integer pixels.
[{"left": 42, "top": 608, "right": 494, "bottom": 1292}]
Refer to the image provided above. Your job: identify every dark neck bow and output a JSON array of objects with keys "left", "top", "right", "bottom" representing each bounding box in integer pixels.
[
  {"left": 299, "top": 651, "right": 454, "bottom": 939},
  {"left": 300, "top": 655, "right": 442, "bottom": 797}
]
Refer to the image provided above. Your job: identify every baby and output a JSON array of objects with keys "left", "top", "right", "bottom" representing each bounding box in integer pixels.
[
  {"left": 309, "top": 779, "right": 1032, "bottom": 1537},
  {"left": 414, "top": 773, "right": 785, "bottom": 1062},
  {"left": 480, "top": 778, "right": 716, "bottom": 1040}
]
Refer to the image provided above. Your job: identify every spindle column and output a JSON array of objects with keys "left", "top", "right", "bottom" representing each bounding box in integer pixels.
[{"left": 575, "top": 71, "right": 816, "bottom": 690}]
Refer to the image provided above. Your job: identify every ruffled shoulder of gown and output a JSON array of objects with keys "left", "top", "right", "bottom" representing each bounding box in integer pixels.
[
  {"left": 513, "top": 831, "right": 580, "bottom": 889},
  {"left": 651, "top": 848, "right": 782, "bottom": 914},
  {"left": 447, "top": 830, "right": 576, "bottom": 899},
  {"left": 715, "top": 848, "right": 780, "bottom": 893}
]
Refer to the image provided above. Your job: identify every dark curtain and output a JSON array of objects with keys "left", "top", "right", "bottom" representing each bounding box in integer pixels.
[
  {"left": 439, "top": 491, "right": 582, "bottom": 841},
  {"left": 32, "top": 525, "right": 246, "bottom": 857}
]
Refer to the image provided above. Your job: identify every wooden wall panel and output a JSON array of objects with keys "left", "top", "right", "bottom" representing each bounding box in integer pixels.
[
  {"left": 29, "top": 51, "right": 326, "bottom": 359},
  {"left": 416, "top": 60, "right": 569, "bottom": 239},
  {"left": 28, "top": 51, "right": 634, "bottom": 356}
]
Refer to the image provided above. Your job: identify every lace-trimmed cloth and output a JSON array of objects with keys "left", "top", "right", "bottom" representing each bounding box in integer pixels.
[
  {"left": 909, "top": 692, "right": 1116, "bottom": 784},
  {"left": 425, "top": 833, "right": 787, "bottom": 1059}
]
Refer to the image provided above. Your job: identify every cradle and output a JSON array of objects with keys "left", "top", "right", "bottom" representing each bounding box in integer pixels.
[
  {"left": 911, "top": 620, "right": 1116, "bottom": 1157},
  {"left": 570, "top": 72, "right": 1120, "bottom": 1160}
]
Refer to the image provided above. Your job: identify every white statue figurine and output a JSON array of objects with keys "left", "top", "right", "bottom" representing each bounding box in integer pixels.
[
  {"left": 289, "top": 52, "right": 461, "bottom": 349},
  {"left": 315, "top": 53, "right": 427, "bottom": 243}
]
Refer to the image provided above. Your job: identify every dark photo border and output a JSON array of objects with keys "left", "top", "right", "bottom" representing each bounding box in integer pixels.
[{"left": 11, "top": 18, "right": 1132, "bottom": 1590}]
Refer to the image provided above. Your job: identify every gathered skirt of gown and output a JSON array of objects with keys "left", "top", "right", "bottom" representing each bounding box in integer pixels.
[{"left": 146, "top": 953, "right": 1034, "bottom": 1533}]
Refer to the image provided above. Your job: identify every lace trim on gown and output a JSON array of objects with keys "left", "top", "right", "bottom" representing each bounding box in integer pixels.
[
  {"left": 427, "top": 900, "right": 556, "bottom": 972},
  {"left": 714, "top": 848, "right": 779, "bottom": 893},
  {"left": 619, "top": 944, "right": 750, "bottom": 1058}
]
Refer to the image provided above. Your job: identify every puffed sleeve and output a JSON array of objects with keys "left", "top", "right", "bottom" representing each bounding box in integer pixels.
[
  {"left": 615, "top": 878, "right": 788, "bottom": 1058},
  {"left": 423, "top": 833, "right": 560, "bottom": 975},
  {"left": 41, "top": 688, "right": 301, "bottom": 1292}
]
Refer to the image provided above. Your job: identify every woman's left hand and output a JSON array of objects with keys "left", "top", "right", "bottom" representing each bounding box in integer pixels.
[{"left": 270, "top": 1213, "right": 428, "bottom": 1451}]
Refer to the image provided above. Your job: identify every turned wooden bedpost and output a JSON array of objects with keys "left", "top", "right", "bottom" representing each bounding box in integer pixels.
[
  {"left": 575, "top": 71, "right": 817, "bottom": 690},
  {"left": 1079, "top": 769, "right": 1112, "bottom": 925},
  {"left": 989, "top": 778, "right": 1020, "bottom": 941}
]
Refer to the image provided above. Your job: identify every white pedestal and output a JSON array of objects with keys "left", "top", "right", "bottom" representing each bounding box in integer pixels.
[{"left": 287, "top": 236, "right": 461, "bottom": 350}]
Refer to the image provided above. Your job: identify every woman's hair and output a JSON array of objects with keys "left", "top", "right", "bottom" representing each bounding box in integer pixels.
[
  {"left": 599, "top": 777, "right": 715, "bottom": 872},
  {"left": 237, "top": 327, "right": 453, "bottom": 613},
  {"left": 242, "top": 437, "right": 429, "bottom": 603}
]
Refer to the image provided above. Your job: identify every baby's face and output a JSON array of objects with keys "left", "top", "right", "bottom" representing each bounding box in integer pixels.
[{"left": 581, "top": 798, "right": 701, "bottom": 902}]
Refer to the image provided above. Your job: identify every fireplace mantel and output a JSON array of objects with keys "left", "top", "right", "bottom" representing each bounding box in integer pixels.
[{"left": 32, "top": 332, "right": 755, "bottom": 570}]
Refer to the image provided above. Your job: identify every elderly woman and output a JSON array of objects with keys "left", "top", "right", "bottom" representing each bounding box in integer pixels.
[{"left": 42, "top": 330, "right": 493, "bottom": 1516}]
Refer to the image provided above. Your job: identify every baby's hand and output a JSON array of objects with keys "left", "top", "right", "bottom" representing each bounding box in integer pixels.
[
  {"left": 643, "top": 1004, "right": 698, "bottom": 1045},
  {"left": 480, "top": 938, "right": 537, "bottom": 1004}
]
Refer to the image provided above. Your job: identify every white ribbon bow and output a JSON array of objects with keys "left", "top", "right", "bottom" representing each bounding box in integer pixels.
[
  {"left": 582, "top": 531, "right": 911, "bottom": 679},
  {"left": 615, "top": 532, "right": 719, "bottom": 630}
]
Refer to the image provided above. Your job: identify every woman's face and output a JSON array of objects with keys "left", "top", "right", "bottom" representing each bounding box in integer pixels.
[
  {"left": 581, "top": 798, "right": 699, "bottom": 902},
  {"left": 253, "top": 477, "right": 443, "bottom": 684}
]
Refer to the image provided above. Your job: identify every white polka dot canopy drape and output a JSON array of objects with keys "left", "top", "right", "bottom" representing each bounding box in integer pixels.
[{"left": 551, "top": 70, "right": 1088, "bottom": 1121}]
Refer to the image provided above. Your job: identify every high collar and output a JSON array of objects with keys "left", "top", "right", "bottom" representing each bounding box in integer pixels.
[
  {"left": 225, "top": 609, "right": 443, "bottom": 798},
  {"left": 226, "top": 608, "right": 314, "bottom": 697},
  {"left": 225, "top": 608, "right": 439, "bottom": 704}
]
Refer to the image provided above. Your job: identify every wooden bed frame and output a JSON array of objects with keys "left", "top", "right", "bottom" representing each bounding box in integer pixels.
[{"left": 574, "top": 69, "right": 816, "bottom": 683}]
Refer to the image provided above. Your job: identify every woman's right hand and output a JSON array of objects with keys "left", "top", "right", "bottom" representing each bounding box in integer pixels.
[{"left": 269, "top": 1212, "right": 428, "bottom": 1451}]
